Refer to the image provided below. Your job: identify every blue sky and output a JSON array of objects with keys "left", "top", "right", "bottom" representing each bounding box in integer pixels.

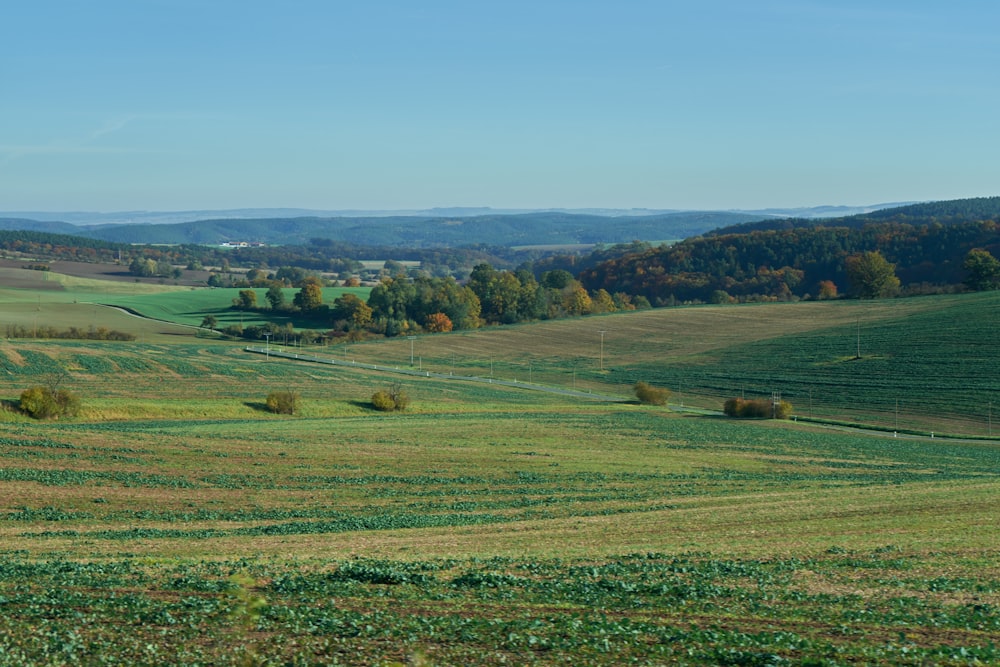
[{"left": 2, "top": 1, "right": 998, "bottom": 212}]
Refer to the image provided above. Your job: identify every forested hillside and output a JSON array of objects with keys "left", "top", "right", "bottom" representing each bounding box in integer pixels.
[
  {"left": 579, "top": 199, "right": 1000, "bottom": 304},
  {"left": 710, "top": 196, "right": 1000, "bottom": 236}
]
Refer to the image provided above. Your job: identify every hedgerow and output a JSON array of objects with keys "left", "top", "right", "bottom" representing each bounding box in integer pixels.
[{"left": 723, "top": 397, "right": 792, "bottom": 419}]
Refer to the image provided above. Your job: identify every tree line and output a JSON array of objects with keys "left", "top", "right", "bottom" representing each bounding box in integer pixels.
[{"left": 221, "top": 265, "right": 654, "bottom": 339}]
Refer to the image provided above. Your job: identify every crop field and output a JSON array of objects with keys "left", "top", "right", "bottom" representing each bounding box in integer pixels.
[
  {"left": 0, "top": 276, "right": 999, "bottom": 663},
  {"left": 0, "top": 335, "right": 998, "bottom": 664}
]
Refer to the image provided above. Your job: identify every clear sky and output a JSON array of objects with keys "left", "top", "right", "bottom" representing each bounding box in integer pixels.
[{"left": 2, "top": 1, "right": 998, "bottom": 212}]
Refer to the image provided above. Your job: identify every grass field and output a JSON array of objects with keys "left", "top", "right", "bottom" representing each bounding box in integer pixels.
[{"left": 0, "top": 272, "right": 998, "bottom": 664}]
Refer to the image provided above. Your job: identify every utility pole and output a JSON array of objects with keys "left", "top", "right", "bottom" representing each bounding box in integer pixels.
[
  {"left": 856, "top": 317, "right": 861, "bottom": 359},
  {"left": 264, "top": 332, "right": 271, "bottom": 360},
  {"left": 598, "top": 330, "right": 607, "bottom": 370},
  {"left": 407, "top": 336, "right": 416, "bottom": 366}
]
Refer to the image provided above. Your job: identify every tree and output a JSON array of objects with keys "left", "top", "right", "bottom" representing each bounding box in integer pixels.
[
  {"left": 367, "top": 275, "right": 416, "bottom": 334},
  {"left": 963, "top": 248, "right": 1000, "bottom": 291},
  {"left": 817, "top": 280, "right": 838, "bottom": 300},
  {"left": 845, "top": 251, "right": 900, "bottom": 299},
  {"left": 265, "top": 285, "right": 286, "bottom": 310},
  {"left": 332, "top": 293, "right": 373, "bottom": 329},
  {"left": 590, "top": 289, "right": 617, "bottom": 313},
  {"left": 293, "top": 277, "right": 324, "bottom": 312},
  {"left": 469, "top": 267, "right": 524, "bottom": 324},
  {"left": 274, "top": 266, "right": 310, "bottom": 286},
  {"left": 233, "top": 289, "right": 257, "bottom": 310},
  {"left": 424, "top": 312, "right": 453, "bottom": 333},
  {"left": 710, "top": 290, "right": 732, "bottom": 304},
  {"left": 540, "top": 269, "right": 575, "bottom": 290},
  {"left": 200, "top": 315, "right": 218, "bottom": 329},
  {"left": 562, "top": 285, "right": 593, "bottom": 315}
]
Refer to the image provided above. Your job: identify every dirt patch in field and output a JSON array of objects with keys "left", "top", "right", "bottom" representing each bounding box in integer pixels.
[{"left": 0, "top": 266, "right": 66, "bottom": 290}]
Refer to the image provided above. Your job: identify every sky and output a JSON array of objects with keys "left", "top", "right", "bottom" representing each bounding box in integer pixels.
[{"left": 2, "top": 1, "right": 999, "bottom": 213}]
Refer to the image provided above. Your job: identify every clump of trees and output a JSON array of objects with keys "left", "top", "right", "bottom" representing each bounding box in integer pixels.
[
  {"left": 723, "top": 397, "right": 792, "bottom": 419},
  {"left": 129, "top": 257, "right": 182, "bottom": 280},
  {"left": 265, "top": 390, "right": 300, "bottom": 415},
  {"left": 19, "top": 381, "right": 81, "bottom": 420},
  {"left": 371, "top": 383, "right": 410, "bottom": 412},
  {"left": 634, "top": 381, "right": 670, "bottom": 406}
]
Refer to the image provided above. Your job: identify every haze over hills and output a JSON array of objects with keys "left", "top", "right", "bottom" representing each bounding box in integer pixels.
[{"left": 0, "top": 203, "right": 910, "bottom": 227}]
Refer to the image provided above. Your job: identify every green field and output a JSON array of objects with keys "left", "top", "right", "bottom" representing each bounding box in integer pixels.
[
  {"left": 0, "top": 267, "right": 371, "bottom": 342},
  {"left": 305, "top": 291, "right": 1000, "bottom": 437},
  {"left": 0, "top": 275, "right": 998, "bottom": 664},
  {"left": 99, "top": 285, "right": 371, "bottom": 329}
]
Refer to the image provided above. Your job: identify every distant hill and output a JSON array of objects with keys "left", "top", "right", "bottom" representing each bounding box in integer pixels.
[
  {"left": 0, "top": 218, "right": 80, "bottom": 235},
  {"left": 0, "top": 204, "right": 887, "bottom": 227},
  {"left": 709, "top": 196, "right": 1000, "bottom": 236},
  {"left": 0, "top": 211, "right": 773, "bottom": 248}
]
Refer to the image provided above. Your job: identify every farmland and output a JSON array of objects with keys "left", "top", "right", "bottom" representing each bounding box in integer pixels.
[{"left": 0, "top": 273, "right": 998, "bottom": 664}]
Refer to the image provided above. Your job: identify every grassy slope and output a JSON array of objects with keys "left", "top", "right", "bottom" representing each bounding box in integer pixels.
[
  {"left": 0, "top": 267, "right": 371, "bottom": 340},
  {"left": 324, "top": 291, "right": 1000, "bottom": 435}
]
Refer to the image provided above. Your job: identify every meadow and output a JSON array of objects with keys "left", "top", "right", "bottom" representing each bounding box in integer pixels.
[{"left": 0, "top": 271, "right": 998, "bottom": 664}]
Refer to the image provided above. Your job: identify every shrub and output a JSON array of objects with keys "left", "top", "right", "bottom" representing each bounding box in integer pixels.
[
  {"left": 19, "top": 386, "right": 81, "bottom": 420},
  {"left": 371, "top": 390, "right": 396, "bottom": 411},
  {"left": 371, "top": 383, "right": 410, "bottom": 412},
  {"left": 266, "top": 390, "right": 300, "bottom": 415},
  {"left": 723, "top": 397, "right": 793, "bottom": 419},
  {"left": 634, "top": 381, "right": 670, "bottom": 406}
]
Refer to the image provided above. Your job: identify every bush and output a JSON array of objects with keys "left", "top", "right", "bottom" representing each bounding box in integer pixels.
[
  {"left": 266, "top": 390, "right": 300, "bottom": 415},
  {"left": 19, "top": 386, "right": 81, "bottom": 420},
  {"left": 634, "top": 381, "right": 670, "bottom": 406},
  {"left": 723, "top": 397, "right": 792, "bottom": 419},
  {"left": 371, "top": 383, "right": 410, "bottom": 412},
  {"left": 371, "top": 390, "right": 396, "bottom": 411}
]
